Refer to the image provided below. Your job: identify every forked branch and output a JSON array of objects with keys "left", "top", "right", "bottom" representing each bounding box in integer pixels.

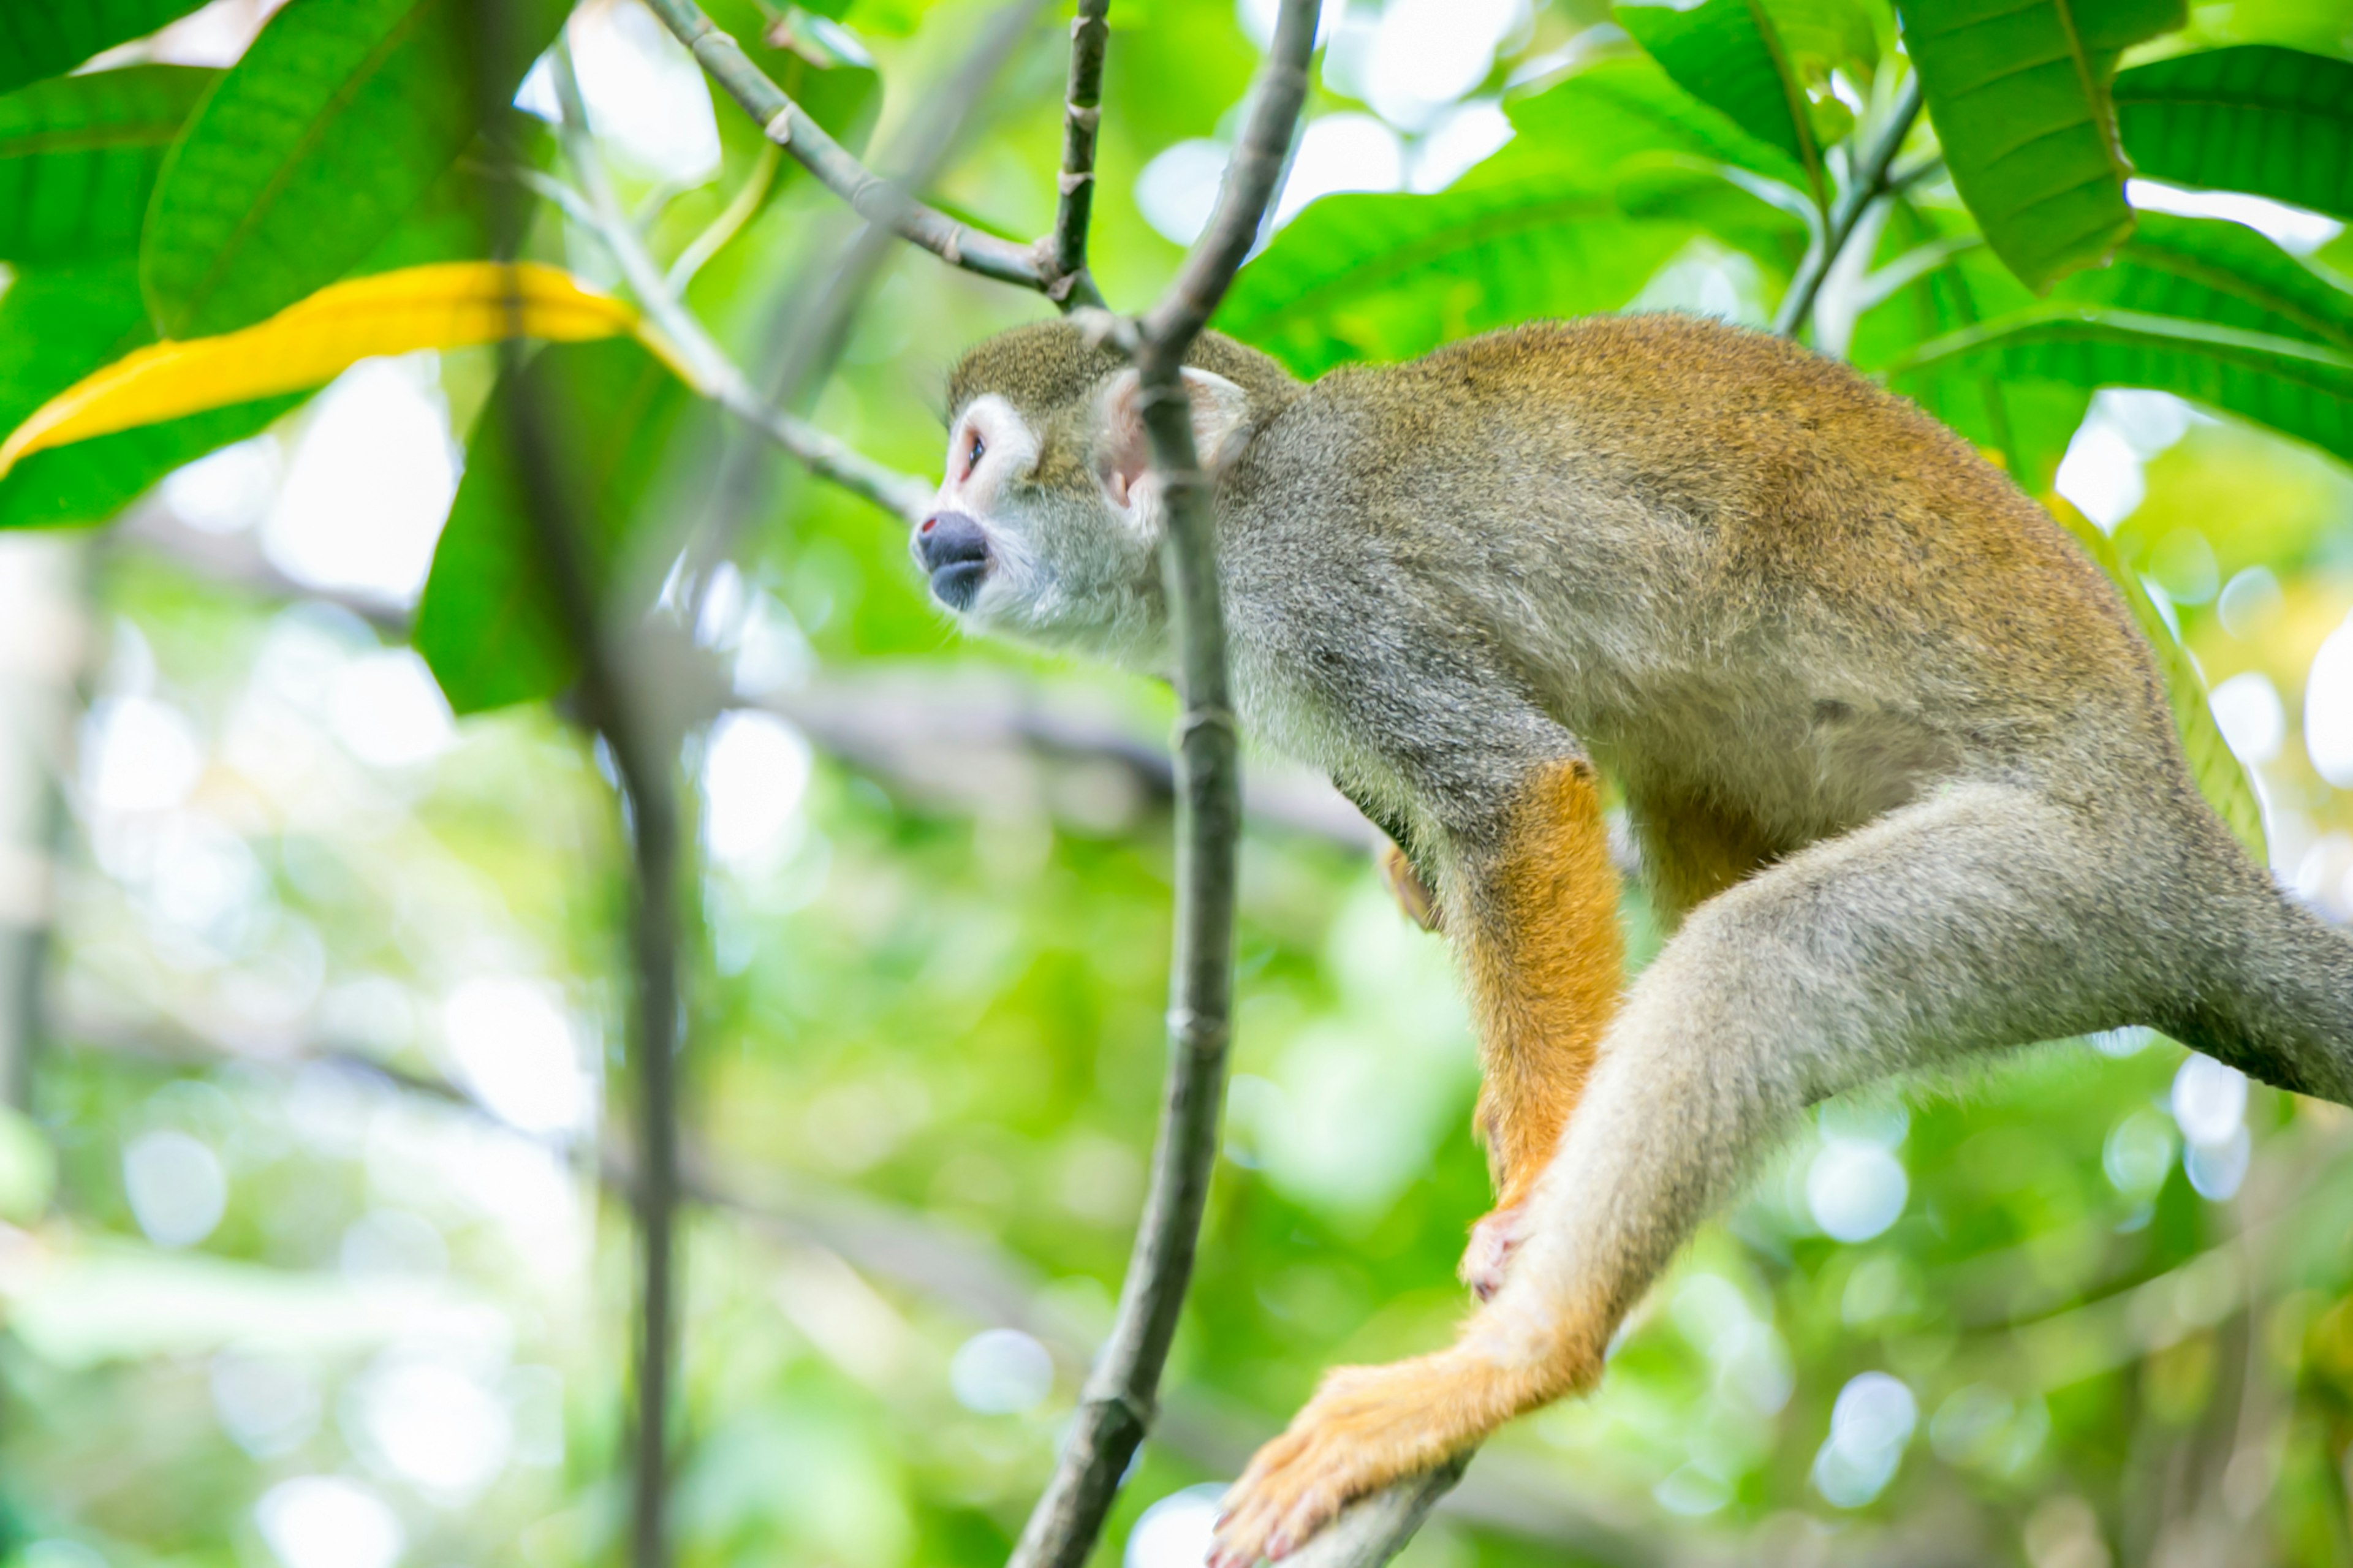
[
  {"left": 1002, "top": 4, "right": 1319, "bottom": 1566},
  {"left": 1773, "top": 70, "right": 1926, "bottom": 339},
  {"left": 643, "top": 0, "right": 1107, "bottom": 309}
]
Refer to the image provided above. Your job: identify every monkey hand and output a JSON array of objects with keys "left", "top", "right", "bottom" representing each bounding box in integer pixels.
[{"left": 1458, "top": 1203, "right": 1526, "bottom": 1301}]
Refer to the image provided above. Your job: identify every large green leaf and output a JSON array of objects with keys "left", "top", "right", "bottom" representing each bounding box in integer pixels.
[
  {"left": 1889, "top": 305, "right": 2353, "bottom": 463},
  {"left": 140, "top": 0, "right": 567, "bottom": 338},
  {"left": 2114, "top": 45, "right": 2353, "bottom": 222},
  {"left": 1223, "top": 58, "right": 1807, "bottom": 377},
  {"left": 2053, "top": 209, "right": 2353, "bottom": 350},
  {"left": 412, "top": 339, "right": 695, "bottom": 714},
  {"left": 1897, "top": 0, "right": 2185, "bottom": 292},
  {"left": 0, "top": 258, "right": 292, "bottom": 529},
  {"left": 2053, "top": 503, "right": 2266, "bottom": 856},
  {"left": 0, "top": 66, "right": 213, "bottom": 266},
  {"left": 1615, "top": 0, "right": 1826, "bottom": 205},
  {"left": 1221, "top": 183, "right": 1696, "bottom": 378},
  {"left": 0, "top": 0, "right": 211, "bottom": 96}
]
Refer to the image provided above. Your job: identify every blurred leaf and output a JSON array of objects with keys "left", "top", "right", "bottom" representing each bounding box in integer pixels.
[
  {"left": 1222, "top": 182, "right": 1694, "bottom": 376},
  {"left": 1889, "top": 304, "right": 2353, "bottom": 462},
  {"left": 0, "top": 65, "right": 213, "bottom": 265},
  {"left": 1499, "top": 54, "right": 1811, "bottom": 190},
  {"left": 0, "top": 256, "right": 294, "bottom": 528},
  {"left": 1616, "top": 0, "right": 1827, "bottom": 205},
  {"left": 1898, "top": 0, "right": 2186, "bottom": 291},
  {"left": 2115, "top": 45, "right": 2353, "bottom": 222},
  {"left": 0, "top": 0, "right": 211, "bottom": 96},
  {"left": 1851, "top": 199, "right": 2089, "bottom": 490},
  {"left": 2048, "top": 496, "right": 2267, "bottom": 855},
  {"left": 2052, "top": 209, "right": 2353, "bottom": 349},
  {"left": 0, "top": 261, "right": 653, "bottom": 478},
  {"left": 1612, "top": 152, "right": 1813, "bottom": 274},
  {"left": 412, "top": 338, "right": 695, "bottom": 713},
  {"left": 1226, "top": 59, "right": 1802, "bottom": 375},
  {"left": 140, "top": 0, "right": 569, "bottom": 338}
]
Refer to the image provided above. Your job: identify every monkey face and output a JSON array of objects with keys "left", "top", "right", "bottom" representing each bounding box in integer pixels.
[{"left": 914, "top": 388, "right": 1173, "bottom": 668}]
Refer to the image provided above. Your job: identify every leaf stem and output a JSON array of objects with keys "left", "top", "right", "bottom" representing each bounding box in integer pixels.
[{"left": 1773, "top": 71, "right": 1925, "bottom": 340}]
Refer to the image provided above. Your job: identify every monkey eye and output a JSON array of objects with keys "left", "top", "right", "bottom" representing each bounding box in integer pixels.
[{"left": 966, "top": 431, "right": 986, "bottom": 471}]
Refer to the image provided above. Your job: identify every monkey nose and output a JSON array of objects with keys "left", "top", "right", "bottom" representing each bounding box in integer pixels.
[{"left": 917, "top": 511, "right": 990, "bottom": 610}]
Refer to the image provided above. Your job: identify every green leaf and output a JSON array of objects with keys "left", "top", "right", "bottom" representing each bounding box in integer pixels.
[
  {"left": 0, "top": 66, "right": 214, "bottom": 265},
  {"left": 1224, "top": 58, "right": 1806, "bottom": 377},
  {"left": 1888, "top": 305, "right": 2353, "bottom": 463},
  {"left": 1221, "top": 182, "right": 1696, "bottom": 377},
  {"left": 140, "top": 0, "right": 568, "bottom": 338},
  {"left": 2114, "top": 45, "right": 2353, "bottom": 223},
  {"left": 0, "top": 259, "right": 291, "bottom": 529},
  {"left": 1616, "top": 0, "right": 1825, "bottom": 204},
  {"left": 2052, "top": 502, "right": 2265, "bottom": 856},
  {"left": 1897, "top": 0, "right": 2186, "bottom": 292},
  {"left": 1498, "top": 54, "right": 1811, "bottom": 191},
  {"left": 0, "top": 0, "right": 211, "bottom": 96},
  {"left": 412, "top": 339, "right": 695, "bottom": 714},
  {"left": 2053, "top": 208, "right": 2353, "bottom": 350}
]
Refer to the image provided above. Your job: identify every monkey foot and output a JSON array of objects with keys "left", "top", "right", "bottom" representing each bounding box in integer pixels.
[
  {"left": 1209, "top": 1355, "right": 1486, "bottom": 1567},
  {"left": 1459, "top": 1203, "right": 1526, "bottom": 1301}
]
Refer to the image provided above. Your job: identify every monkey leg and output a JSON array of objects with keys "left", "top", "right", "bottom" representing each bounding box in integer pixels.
[
  {"left": 1449, "top": 757, "right": 1623, "bottom": 1300},
  {"left": 1213, "top": 782, "right": 2146, "bottom": 1565}
]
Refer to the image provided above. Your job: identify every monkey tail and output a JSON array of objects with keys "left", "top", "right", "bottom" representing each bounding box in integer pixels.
[{"left": 2165, "top": 857, "right": 2353, "bottom": 1107}]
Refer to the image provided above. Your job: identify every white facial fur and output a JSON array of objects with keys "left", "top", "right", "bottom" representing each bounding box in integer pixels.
[{"left": 917, "top": 371, "right": 1251, "bottom": 669}]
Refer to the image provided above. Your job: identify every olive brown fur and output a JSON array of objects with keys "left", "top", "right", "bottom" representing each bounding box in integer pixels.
[{"left": 918, "top": 311, "right": 2353, "bottom": 1564}]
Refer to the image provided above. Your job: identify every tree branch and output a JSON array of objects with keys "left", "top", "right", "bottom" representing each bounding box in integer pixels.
[
  {"left": 1771, "top": 71, "right": 1925, "bottom": 341},
  {"left": 545, "top": 49, "right": 933, "bottom": 526},
  {"left": 1004, "top": 5, "right": 1318, "bottom": 1566},
  {"left": 640, "top": 0, "right": 1105, "bottom": 309},
  {"left": 1042, "top": 0, "right": 1112, "bottom": 304},
  {"left": 472, "top": 12, "right": 691, "bottom": 1568}
]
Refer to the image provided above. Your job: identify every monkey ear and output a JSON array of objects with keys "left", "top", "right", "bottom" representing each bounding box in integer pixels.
[{"left": 1095, "top": 367, "right": 1252, "bottom": 518}]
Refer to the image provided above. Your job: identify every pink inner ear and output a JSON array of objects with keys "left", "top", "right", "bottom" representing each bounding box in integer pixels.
[{"left": 1099, "top": 374, "right": 1151, "bottom": 511}]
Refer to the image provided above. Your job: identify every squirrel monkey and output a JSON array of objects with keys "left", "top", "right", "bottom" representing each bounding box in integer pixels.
[{"left": 914, "top": 313, "right": 2353, "bottom": 1563}]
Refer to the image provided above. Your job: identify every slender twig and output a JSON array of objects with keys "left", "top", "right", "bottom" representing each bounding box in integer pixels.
[
  {"left": 472, "top": 12, "right": 690, "bottom": 1568},
  {"left": 548, "top": 48, "right": 932, "bottom": 526},
  {"left": 1002, "top": 6, "right": 1317, "bottom": 1566},
  {"left": 1771, "top": 71, "right": 1925, "bottom": 340},
  {"left": 639, "top": 0, "right": 1104, "bottom": 308},
  {"left": 675, "top": 0, "right": 1051, "bottom": 608},
  {"left": 1041, "top": 0, "right": 1111, "bottom": 303}
]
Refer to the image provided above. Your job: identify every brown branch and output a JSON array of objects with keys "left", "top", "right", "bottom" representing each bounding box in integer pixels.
[
  {"left": 1004, "top": 4, "right": 1319, "bottom": 1566},
  {"left": 1042, "top": 0, "right": 1112, "bottom": 305},
  {"left": 471, "top": 12, "right": 690, "bottom": 1567},
  {"left": 640, "top": 0, "right": 1105, "bottom": 310},
  {"left": 1772, "top": 71, "right": 1925, "bottom": 341}
]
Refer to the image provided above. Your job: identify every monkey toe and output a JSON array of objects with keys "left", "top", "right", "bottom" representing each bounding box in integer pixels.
[{"left": 1458, "top": 1203, "right": 1526, "bottom": 1301}]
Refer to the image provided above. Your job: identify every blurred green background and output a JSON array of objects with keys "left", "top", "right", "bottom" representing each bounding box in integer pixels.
[{"left": 5, "top": 0, "right": 2353, "bottom": 1566}]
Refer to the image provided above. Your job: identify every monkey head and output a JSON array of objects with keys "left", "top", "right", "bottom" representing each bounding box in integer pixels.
[{"left": 916, "top": 320, "right": 1298, "bottom": 668}]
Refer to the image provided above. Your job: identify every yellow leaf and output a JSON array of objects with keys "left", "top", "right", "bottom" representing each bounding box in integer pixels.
[{"left": 0, "top": 261, "right": 685, "bottom": 478}]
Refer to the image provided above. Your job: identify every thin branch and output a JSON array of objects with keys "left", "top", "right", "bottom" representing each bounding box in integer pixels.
[
  {"left": 1284, "top": 1458, "right": 1471, "bottom": 1568},
  {"left": 1042, "top": 0, "right": 1112, "bottom": 304},
  {"left": 1771, "top": 70, "right": 1925, "bottom": 340},
  {"left": 1004, "top": 4, "right": 1319, "bottom": 1565},
  {"left": 640, "top": 0, "right": 1104, "bottom": 308},
  {"left": 472, "top": 12, "right": 691, "bottom": 1568},
  {"left": 547, "top": 48, "right": 933, "bottom": 526}
]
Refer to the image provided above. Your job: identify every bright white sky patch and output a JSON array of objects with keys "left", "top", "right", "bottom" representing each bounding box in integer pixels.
[
  {"left": 1813, "top": 1371, "right": 1916, "bottom": 1508},
  {"left": 2208, "top": 670, "right": 2285, "bottom": 765},
  {"left": 2306, "top": 616, "right": 2353, "bottom": 787},
  {"left": 517, "top": 2, "right": 721, "bottom": 186},
  {"left": 1363, "top": 0, "right": 1525, "bottom": 129},
  {"left": 124, "top": 1129, "right": 227, "bottom": 1248},
  {"left": 441, "top": 977, "right": 594, "bottom": 1138},
  {"left": 1273, "top": 113, "right": 1404, "bottom": 227},
  {"left": 255, "top": 1477, "right": 403, "bottom": 1568},
  {"left": 1124, "top": 1485, "right": 1225, "bottom": 1568},
  {"left": 2054, "top": 389, "right": 2200, "bottom": 533},
  {"left": 1134, "top": 140, "right": 1231, "bottom": 246},
  {"left": 702, "top": 710, "right": 812, "bottom": 870},
  {"left": 161, "top": 434, "right": 281, "bottom": 534},
  {"left": 329, "top": 650, "right": 455, "bottom": 771},
  {"left": 354, "top": 1355, "right": 513, "bottom": 1502},
  {"left": 83, "top": 695, "right": 203, "bottom": 816},
  {"left": 262, "top": 355, "right": 457, "bottom": 607},
  {"left": 2129, "top": 178, "right": 2344, "bottom": 256}
]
